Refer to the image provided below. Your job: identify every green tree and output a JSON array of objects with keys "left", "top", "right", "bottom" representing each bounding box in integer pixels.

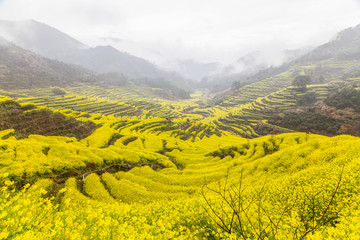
[
  {"left": 52, "top": 87, "right": 66, "bottom": 96},
  {"left": 231, "top": 80, "right": 243, "bottom": 90},
  {"left": 293, "top": 75, "right": 312, "bottom": 91}
]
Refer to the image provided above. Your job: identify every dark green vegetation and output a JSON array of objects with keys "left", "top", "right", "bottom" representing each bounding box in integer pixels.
[
  {"left": 324, "top": 82, "right": 360, "bottom": 111},
  {"left": 269, "top": 110, "right": 342, "bottom": 135},
  {"left": 292, "top": 75, "right": 312, "bottom": 90}
]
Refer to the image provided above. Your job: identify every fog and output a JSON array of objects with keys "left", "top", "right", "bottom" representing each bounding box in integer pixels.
[
  {"left": 0, "top": 0, "right": 360, "bottom": 77},
  {"left": 0, "top": 20, "right": 37, "bottom": 45},
  {"left": 0, "top": 36, "right": 10, "bottom": 47}
]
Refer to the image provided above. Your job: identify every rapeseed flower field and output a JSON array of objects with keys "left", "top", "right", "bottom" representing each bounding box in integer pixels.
[
  {"left": 1, "top": 124, "right": 360, "bottom": 239},
  {"left": 1, "top": 94, "right": 360, "bottom": 239}
]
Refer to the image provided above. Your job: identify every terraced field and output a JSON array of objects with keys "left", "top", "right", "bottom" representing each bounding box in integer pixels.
[
  {"left": 220, "top": 59, "right": 360, "bottom": 107},
  {"left": 211, "top": 84, "right": 331, "bottom": 137},
  {"left": 0, "top": 77, "right": 355, "bottom": 141},
  {"left": 16, "top": 94, "right": 180, "bottom": 119}
]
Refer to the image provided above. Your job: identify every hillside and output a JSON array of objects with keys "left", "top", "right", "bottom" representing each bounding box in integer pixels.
[{"left": 0, "top": 37, "right": 96, "bottom": 89}]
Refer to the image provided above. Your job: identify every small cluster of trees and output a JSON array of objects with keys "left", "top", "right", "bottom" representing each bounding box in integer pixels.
[
  {"left": 292, "top": 75, "right": 312, "bottom": 91},
  {"left": 325, "top": 82, "right": 360, "bottom": 111},
  {"left": 52, "top": 87, "right": 66, "bottom": 96}
]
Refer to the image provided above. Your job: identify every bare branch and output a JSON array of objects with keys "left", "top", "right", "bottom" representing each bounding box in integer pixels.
[{"left": 300, "top": 166, "right": 344, "bottom": 239}]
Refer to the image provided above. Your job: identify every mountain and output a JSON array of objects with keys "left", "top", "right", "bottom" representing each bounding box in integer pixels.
[
  {"left": 0, "top": 19, "right": 193, "bottom": 90},
  {"left": 0, "top": 36, "right": 96, "bottom": 90},
  {"left": 66, "top": 45, "right": 194, "bottom": 90},
  {"left": 68, "top": 45, "right": 162, "bottom": 76}
]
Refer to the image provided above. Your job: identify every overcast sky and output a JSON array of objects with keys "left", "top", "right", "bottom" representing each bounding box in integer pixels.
[{"left": 0, "top": 0, "right": 360, "bottom": 67}]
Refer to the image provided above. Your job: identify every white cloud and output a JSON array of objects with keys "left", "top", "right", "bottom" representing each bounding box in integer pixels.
[{"left": 0, "top": 0, "right": 360, "bottom": 66}]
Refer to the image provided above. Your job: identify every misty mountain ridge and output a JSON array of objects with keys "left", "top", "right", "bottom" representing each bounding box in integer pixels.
[
  {"left": 0, "top": 36, "right": 191, "bottom": 99},
  {"left": 0, "top": 19, "right": 311, "bottom": 88},
  {"left": 204, "top": 23, "right": 360, "bottom": 94},
  {"left": 0, "top": 19, "right": 194, "bottom": 91},
  {"left": 295, "top": 23, "right": 360, "bottom": 63},
  {"left": 161, "top": 46, "right": 313, "bottom": 84},
  {"left": 214, "top": 47, "right": 313, "bottom": 77},
  {"left": 215, "top": 23, "right": 360, "bottom": 108},
  {"left": 199, "top": 47, "right": 313, "bottom": 91},
  {"left": 0, "top": 36, "right": 96, "bottom": 90}
]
